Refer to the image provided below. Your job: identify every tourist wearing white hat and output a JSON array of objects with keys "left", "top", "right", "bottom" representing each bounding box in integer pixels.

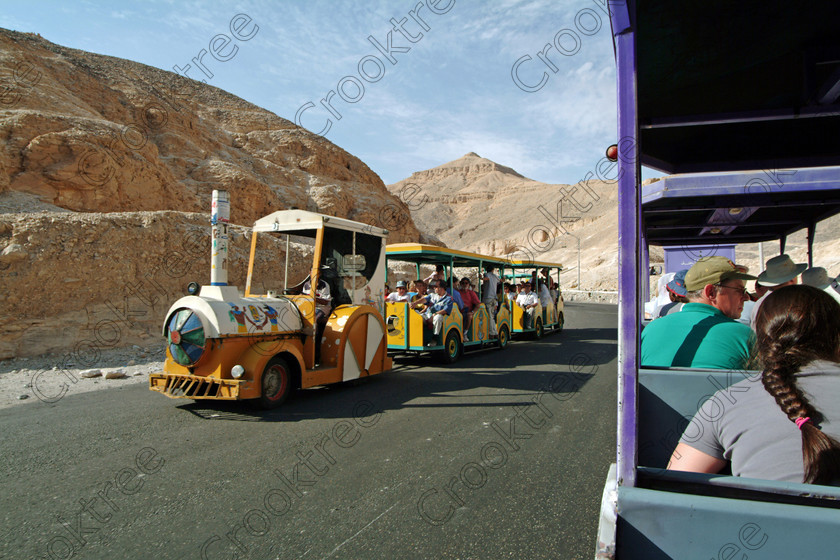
[
  {"left": 801, "top": 267, "right": 840, "bottom": 306},
  {"left": 386, "top": 280, "right": 411, "bottom": 302},
  {"left": 749, "top": 254, "right": 807, "bottom": 328}
]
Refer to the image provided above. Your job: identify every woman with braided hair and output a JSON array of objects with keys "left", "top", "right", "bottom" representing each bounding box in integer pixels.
[{"left": 668, "top": 285, "right": 840, "bottom": 484}]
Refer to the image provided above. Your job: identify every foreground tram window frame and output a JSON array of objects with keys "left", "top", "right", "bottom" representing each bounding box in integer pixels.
[{"left": 599, "top": 2, "right": 840, "bottom": 558}]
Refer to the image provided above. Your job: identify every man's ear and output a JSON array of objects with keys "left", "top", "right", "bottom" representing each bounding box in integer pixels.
[{"left": 702, "top": 284, "right": 716, "bottom": 299}]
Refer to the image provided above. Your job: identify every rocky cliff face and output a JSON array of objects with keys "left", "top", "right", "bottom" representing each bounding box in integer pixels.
[
  {"left": 0, "top": 29, "right": 425, "bottom": 359},
  {"left": 388, "top": 152, "right": 621, "bottom": 291},
  {"left": 0, "top": 210, "right": 317, "bottom": 360}
]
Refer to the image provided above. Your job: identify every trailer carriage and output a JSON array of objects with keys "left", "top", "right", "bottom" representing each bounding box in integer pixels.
[
  {"left": 503, "top": 259, "right": 565, "bottom": 339},
  {"left": 384, "top": 244, "right": 515, "bottom": 363}
]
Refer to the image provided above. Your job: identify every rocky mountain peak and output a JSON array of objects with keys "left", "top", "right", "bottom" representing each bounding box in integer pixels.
[{"left": 405, "top": 153, "right": 526, "bottom": 187}]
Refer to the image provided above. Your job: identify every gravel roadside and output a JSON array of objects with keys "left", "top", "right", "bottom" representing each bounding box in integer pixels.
[{"left": 0, "top": 342, "right": 167, "bottom": 409}]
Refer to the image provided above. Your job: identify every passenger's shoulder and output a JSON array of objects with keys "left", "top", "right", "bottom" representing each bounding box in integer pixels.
[
  {"left": 641, "top": 313, "right": 677, "bottom": 334},
  {"left": 717, "top": 318, "right": 752, "bottom": 332},
  {"left": 713, "top": 319, "right": 753, "bottom": 337}
]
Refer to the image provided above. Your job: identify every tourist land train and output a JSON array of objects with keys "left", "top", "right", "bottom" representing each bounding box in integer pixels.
[{"left": 150, "top": 191, "right": 565, "bottom": 409}]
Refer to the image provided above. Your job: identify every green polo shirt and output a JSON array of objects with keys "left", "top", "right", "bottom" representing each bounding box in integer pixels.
[{"left": 640, "top": 303, "right": 754, "bottom": 369}]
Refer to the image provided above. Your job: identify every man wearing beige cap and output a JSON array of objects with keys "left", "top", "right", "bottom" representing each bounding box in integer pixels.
[
  {"left": 749, "top": 254, "right": 807, "bottom": 327},
  {"left": 641, "top": 256, "right": 756, "bottom": 369}
]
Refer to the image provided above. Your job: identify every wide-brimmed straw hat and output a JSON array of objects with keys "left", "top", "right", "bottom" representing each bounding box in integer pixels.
[
  {"left": 757, "top": 254, "right": 807, "bottom": 287},
  {"left": 801, "top": 267, "right": 836, "bottom": 290}
]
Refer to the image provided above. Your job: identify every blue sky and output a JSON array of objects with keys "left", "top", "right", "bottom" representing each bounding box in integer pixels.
[{"left": 1, "top": 0, "right": 625, "bottom": 186}]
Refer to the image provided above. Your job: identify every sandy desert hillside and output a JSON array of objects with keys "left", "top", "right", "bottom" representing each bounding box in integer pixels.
[
  {"left": 0, "top": 29, "right": 427, "bottom": 359},
  {"left": 388, "top": 153, "right": 840, "bottom": 295},
  {"left": 388, "top": 152, "right": 621, "bottom": 291}
]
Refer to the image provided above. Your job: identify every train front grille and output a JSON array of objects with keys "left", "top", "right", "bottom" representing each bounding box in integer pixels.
[{"left": 149, "top": 373, "right": 241, "bottom": 400}]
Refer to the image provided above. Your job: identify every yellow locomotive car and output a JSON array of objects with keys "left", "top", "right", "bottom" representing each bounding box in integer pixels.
[{"left": 150, "top": 191, "right": 392, "bottom": 408}]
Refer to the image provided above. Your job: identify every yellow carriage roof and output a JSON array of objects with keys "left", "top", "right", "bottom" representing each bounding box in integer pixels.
[{"left": 386, "top": 243, "right": 562, "bottom": 269}]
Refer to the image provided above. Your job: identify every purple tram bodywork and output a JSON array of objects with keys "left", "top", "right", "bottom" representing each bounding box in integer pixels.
[{"left": 601, "top": 1, "right": 840, "bottom": 558}]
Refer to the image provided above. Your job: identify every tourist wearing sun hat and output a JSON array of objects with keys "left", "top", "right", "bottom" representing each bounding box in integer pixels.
[
  {"left": 802, "top": 267, "right": 834, "bottom": 289},
  {"left": 641, "top": 256, "right": 756, "bottom": 369},
  {"left": 757, "top": 254, "right": 808, "bottom": 286},
  {"left": 749, "top": 254, "right": 807, "bottom": 327},
  {"left": 802, "top": 266, "right": 840, "bottom": 306},
  {"left": 655, "top": 269, "right": 689, "bottom": 318},
  {"left": 386, "top": 280, "right": 411, "bottom": 302},
  {"left": 668, "top": 269, "right": 688, "bottom": 296}
]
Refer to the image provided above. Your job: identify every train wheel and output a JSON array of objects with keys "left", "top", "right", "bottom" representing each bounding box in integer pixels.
[
  {"left": 438, "top": 330, "right": 462, "bottom": 364},
  {"left": 534, "top": 318, "right": 544, "bottom": 340},
  {"left": 497, "top": 325, "right": 509, "bottom": 350},
  {"left": 556, "top": 312, "right": 564, "bottom": 333},
  {"left": 259, "top": 356, "right": 292, "bottom": 409}
]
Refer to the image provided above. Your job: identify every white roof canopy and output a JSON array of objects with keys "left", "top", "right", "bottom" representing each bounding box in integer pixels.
[{"left": 252, "top": 209, "right": 389, "bottom": 237}]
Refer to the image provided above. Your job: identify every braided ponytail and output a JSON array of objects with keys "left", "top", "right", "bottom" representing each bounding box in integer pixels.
[{"left": 755, "top": 285, "right": 840, "bottom": 485}]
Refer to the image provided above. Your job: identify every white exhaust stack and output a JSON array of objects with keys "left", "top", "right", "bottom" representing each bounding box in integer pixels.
[{"left": 211, "top": 190, "right": 230, "bottom": 286}]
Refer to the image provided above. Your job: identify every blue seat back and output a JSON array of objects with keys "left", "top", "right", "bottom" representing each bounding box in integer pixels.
[{"left": 638, "top": 367, "right": 759, "bottom": 467}]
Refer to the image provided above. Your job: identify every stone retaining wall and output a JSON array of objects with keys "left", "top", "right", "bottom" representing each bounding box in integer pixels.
[{"left": 561, "top": 289, "right": 619, "bottom": 305}]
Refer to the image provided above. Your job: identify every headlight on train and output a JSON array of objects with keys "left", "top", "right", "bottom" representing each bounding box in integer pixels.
[
  {"left": 166, "top": 308, "right": 206, "bottom": 366},
  {"left": 231, "top": 365, "right": 245, "bottom": 379}
]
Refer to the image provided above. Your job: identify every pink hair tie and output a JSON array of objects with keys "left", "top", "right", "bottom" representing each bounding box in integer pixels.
[{"left": 795, "top": 417, "right": 811, "bottom": 429}]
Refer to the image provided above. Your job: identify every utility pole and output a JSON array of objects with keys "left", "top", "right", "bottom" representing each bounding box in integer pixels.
[
  {"left": 566, "top": 232, "right": 581, "bottom": 288},
  {"left": 759, "top": 241, "right": 765, "bottom": 272}
]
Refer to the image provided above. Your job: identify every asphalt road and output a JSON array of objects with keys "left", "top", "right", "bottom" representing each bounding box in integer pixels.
[{"left": 0, "top": 302, "right": 617, "bottom": 560}]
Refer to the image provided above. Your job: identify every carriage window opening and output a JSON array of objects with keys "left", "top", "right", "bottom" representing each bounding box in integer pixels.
[
  {"left": 323, "top": 228, "right": 382, "bottom": 283},
  {"left": 247, "top": 230, "right": 316, "bottom": 295}
]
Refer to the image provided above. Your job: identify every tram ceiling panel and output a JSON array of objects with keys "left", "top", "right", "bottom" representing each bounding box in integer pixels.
[
  {"left": 634, "top": 0, "right": 840, "bottom": 173},
  {"left": 641, "top": 167, "right": 840, "bottom": 246}
]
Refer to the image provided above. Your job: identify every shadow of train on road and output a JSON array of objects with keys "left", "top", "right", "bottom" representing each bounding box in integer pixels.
[{"left": 179, "top": 325, "right": 615, "bottom": 423}]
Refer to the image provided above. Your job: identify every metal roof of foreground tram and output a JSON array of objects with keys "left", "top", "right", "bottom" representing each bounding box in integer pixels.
[
  {"left": 629, "top": 0, "right": 840, "bottom": 174},
  {"left": 642, "top": 166, "right": 840, "bottom": 246},
  {"left": 642, "top": 167, "right": 840, "bottom": 246}
]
